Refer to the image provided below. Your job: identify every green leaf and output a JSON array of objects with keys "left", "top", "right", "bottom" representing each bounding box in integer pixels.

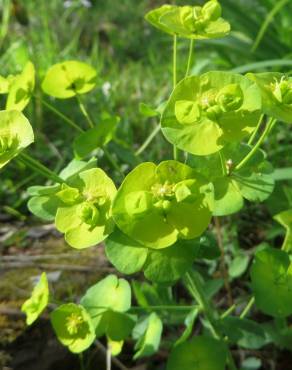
[
  {"left": 74, "top": 116, "right": 119, "bottom": 159},
  {"left": 221, "top": 317, "right": 267, "bottom": 349},
  {"left": 105, "top": 229, "right": 148, "bottom": 275},
  {"left": 228, "top": 253, "right": 249, "bottom": 278},
  {"left": 251, "top": 247, "right": 292, "bottom": 317},
  {"left": 106, "top": 311, "right": 136, "bottom": 341},
  {"left": 6, "top": 61, "right": 35, "bottom": 111},
  {"left": 174, "top": 308, "right": 199, "bottom": 346},
  {"left": 113, "top": 160, "right": 213, "bottom": 249},
  {"left": 28, "top": 194, "right": 62, "bottom": 221},
  {"left": 161, "top": 72, "right": 261, "bottom": 156},
  {"left": 247, "top": 72, "right": 292, "bottom": 124},
  {"left": 143, "top": 239, "right": 200, "bottom": 284},
  {"left": 21, "top": 272, "right": 49, "bottom": 325},
  {"left": 241, "top": 357, "right": 262, "bottom": 370},
  {"left": 139, "top": 102, "right": 160, "bottom": 118},
  {"left": 80, "top": 275, "right": 131, "bottom": 331},
  {"left": 213, "top": 176, "right": 244, "bottom": 216},
  {"left": 133, "top": 313, "right": 163, "bottom": 359},
  {"left": 0, "top": 75, "right": 9, "bottom": 94},
  {"left": 42, "top": 60, "right": 97, "bottom": 99},
  {"left": 59, "top": 157, "right": 97, "bottom": 180},
  {"left": 167, "top": 336, "right": 227, "bottom": 370},
  {"left": 0, "top": 110, "right": 34, "bottom": 169},
  {"left": 50, "top": 303, "right": 95, "bottom": 353},
  {"left": 274, "top": 209, "right": 292, "bottom": 252},
  {"left": 145, "top": 5, "right": 176, "bottom": 35}
]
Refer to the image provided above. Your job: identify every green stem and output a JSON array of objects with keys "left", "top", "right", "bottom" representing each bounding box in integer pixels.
[
  {"left": 172, "top": 34, "right": 179, "bottom": 159},
  {"left": 235, "top": 118, "right": 276, "bottom": 171},
  {"left": 220, "top": 304, "right": 236, "bottom": 319},
  {"left": 248, "top": 114, "right": 264, "bottom": 145},
  {"left": 79, "top": 353, "right": 85, "bottom": 370},
  {"left": 185, "top": 39, "right": 194, "bottom": 77},
  {"left": 135, "top": 124, "right": 161, "bottom": 156},
  {"left": 173, "top": 34, "right": 178, "bottom": 87},
  {"left": 130, "top": 305, "right": 198, "bottom": 312},
  {"left": 219, "top": 151, "right": 227, "bottom": 176},
  {"left": 240, "top": 297, "right": 255, "bottom": 319},
  {"left": 41, "top": 98, "right": 83, "bottom": 133},
  {"left": 76, "top": 94, "right": 94, "bottom": 128},
  {"left": 19, "top": 152, "right": 63, "bottom": 183},
  {"left": 185, "top": 272, "right": 238, "bottom": 370},
  {"left": 103, "top": 148, "right": 124, "bottom": 179}
]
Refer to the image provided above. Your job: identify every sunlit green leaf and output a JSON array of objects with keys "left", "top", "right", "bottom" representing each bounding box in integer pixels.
[
  {"left": 21, "top": 272, "right": 49, "bottom": 325},
  {"left": 274, "top": 209, "right": 292, "bottom": 252},
  {"left": 42, "top": 61, "right": 97, "bottom": 99}
]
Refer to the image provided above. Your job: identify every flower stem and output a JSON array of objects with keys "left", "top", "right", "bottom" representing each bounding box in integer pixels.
[
  {"left": 37, "top": 96, "right": 83, "bottom": 133},
  {"left": 248, "top": 114, "right": 264, "bottom": 145},
  {"left": 76, "top": 94, "right": 94, "bottom": 128},
  {"left": 135, "top": 124, "right": 161, "bottom": 156},
  {"left": 172, "top": 34, "right": 179, "bottom": 160},
  {"left": 106, "top": 345, "right": 112, "bottom": 370},
  {"left": 235, "top": 117, "right": 276, "bottom": 171},
  {"left": 185, "top": 272, "right": 238, "bottom": 370},
  {"left": 240, "top": 297, "right": 255, "bottom": 319},
  {"left": 185, "top": 39, "right": 194, "bottom": 77},
  {"left": 18, "top": 152, "right": 63, "bottom": 183}
]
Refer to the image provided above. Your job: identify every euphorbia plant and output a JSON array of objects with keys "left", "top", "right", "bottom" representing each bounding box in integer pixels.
[{"left": 2, "top": 0, "right": 292, "bottom": 369}]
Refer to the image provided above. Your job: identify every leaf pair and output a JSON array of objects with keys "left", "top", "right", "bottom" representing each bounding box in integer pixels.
[{"left": 145, "top": 1, "right": 230, "bottom": 40}]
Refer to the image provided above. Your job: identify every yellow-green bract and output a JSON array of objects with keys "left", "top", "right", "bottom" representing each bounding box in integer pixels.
[
  {"left": 55, "top": 168, "right": 117, "bottom": 249},
  {"left": 21, "top": 272, "right": 49, "bottom": 325},
  {"left": 50, "top": 303, "right": 95, "bottom": 353},
  {"left": 247, "top": 72, "right": 292, "bottom": 124},
  {"left": 0, "top": 110, "right": 34, "bottom": 169},
  {"left": 145, "top": 0, "right": 230, "bottom": 40},
  {"left": 161, "top": 71, "right": 262, "bottom": 156},
  {"left": 80, "top": 275, "right": 135, "bottom": 341},
  {"left": 6, "top": 61, "right": 35, "bottom": 111},
  {"left": 112, "top": 160, "right": 214, "bottom": 249},
  {"left": 42, "top": 60, "right": 97, "bottom": 99}
]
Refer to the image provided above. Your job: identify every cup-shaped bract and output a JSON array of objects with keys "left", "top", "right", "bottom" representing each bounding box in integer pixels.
[
  {"left": 6, "top": 61, "right": 35, "bottom": 111},
  {"left": 21, "top": 272, "right": 49, "bottom": 325},
  {"left": 247, "top": 72, "right": 292, "bottom": 123},
  {"left": 51, "top": 303, "right": 95, "bottom": 353},
  {"left": 145, "top": 1, "right": 230, "bottom": 40},
  {"left": 42, "top": 60, "right": 97, "bottom": 99},
  {"left": 112, "top": 160, "right": 214, "bottom": 249},
  {"left": 55, "top": 168, "right": 117, "bottom": 249},
  {"left": 0, "top": 110, "right": 34, "bottom": 169},
  {"left": 161, "top": 71, "right": 262, "bottom": 156}
]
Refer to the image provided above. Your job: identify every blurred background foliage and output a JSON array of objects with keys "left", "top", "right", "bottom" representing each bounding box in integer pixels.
[{"left": 0, "top": 0, "right": 292, "bottom": 219}]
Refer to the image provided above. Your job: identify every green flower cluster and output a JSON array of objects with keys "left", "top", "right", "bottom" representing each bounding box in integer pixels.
[
  {"left": 145, "top": 0, "right": 230, "bottom": 40},
  {"left": 29, "top": 165, "right": 117, "bottom": 249}
]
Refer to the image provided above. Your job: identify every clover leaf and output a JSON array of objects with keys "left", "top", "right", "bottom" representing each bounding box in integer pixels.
[
  {"left": 105, "top": 228, "right": 202, "bottom": 284},
  {"left": 247, "top": 72, "right": 292, "bottom": 123},
  {"left": 55, "top": 167, "right": 117, "bottom": 249},
  {"left": 42, "top": 60, "right": 97, "bottom": 99},
  {"left": 50, "top": 303, "right": 95, "bottom": 353},
  {"left": 167, "top": 336, "right": 227, "bottom": 370},
  {"left": 145, "top": 1, "right": 230, "bottom": 40},
  {"left": 113, "top": 160, "right": 214, "bottom": 249},
  {"left": 80, "top": 275, "right": 134, "bottom": 340},
  {"left": 161, "top": 71, "right": 261, "bottom": 156},
  {"left": 133, "top": 313, "right": 163, "bottom": 359},
  {"left": 251, "top": 247, "right": 292, "bottom": 318},
  {"left": 189, "top": 143, "right": 275, "bottom": 216},
  {"left": 6, "top": 61, "right": 35, "bottom": 111},
  {"left": 0, "top": 110, "right": 34, "bottom": 170},
  {"left": 21, "top": 272, "right": 49, "bottom": 325},
  {"left": 274, "top": 209, "right": 292, "bottom": 253}
]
